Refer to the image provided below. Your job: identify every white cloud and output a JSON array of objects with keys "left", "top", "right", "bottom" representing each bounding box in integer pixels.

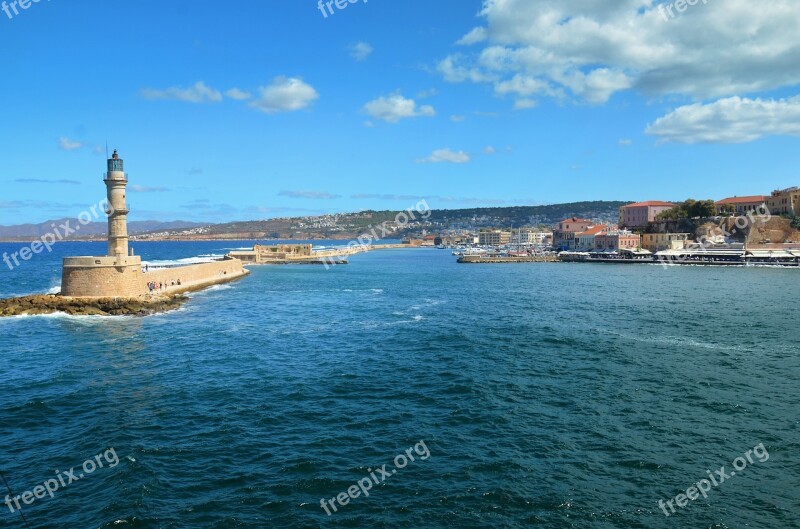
[
  {"left": 225, "top": 87, "right": 252, "bottom": 100},
  {"left": 438, "top": 54, "right": 495, "bottom": 84},
  {"left": 439, "top": 0, "right": 800, "bottom": 104},
  {"left": 363, "top": 94, "right": 436, "bottom": 123},
  {"left": 15, "top": 178, "right": 80, "bottom": 184},
  {"left": 348, "top": 41, "right": 373, "bottom": 61},
  {"left": 558, "top": 68, "right": 633, "bottom": 104},
  {"left": 129, "top": 185, "right": 170, "bottom": 193},
  {"left": 483, "top": 145, "right": 497, "bottom": 155},
  {"left": 618, "top": 138, "right": 633, "bottom": 146},
  {"left": 416, "top": 88, "right": 438, "bottom": 99},
  {"left": 139, "top": 81, "right": 222, "bottom": 103},
  {"left": 450, "top": 114, "right": 466, "bottom": 122},
  {"left": 416, "top": 148, "right": 471, "bottom": 164},
  {"left": 250, "top": 77, "right": 319, "bottom": 114},
  {"left": 495, "top": 74, "right": 552, "bottom": 98},
  {"left": 58, "top": 137, "right": 83, "bottom": 151},
  {"left": 278, "top": 190, "right": 341, "bottom": 199},
  {"left": 513, "top": 98, "right": 537, "bottom": 110},
  {"left": 493, "top": 75, "right": 548, "bottom": 110},
  {"left": 646, "top": 95, "right": 800, "bottom": 144},
  {"left": 351, "top": 193, "right": 422, "bottom": 201},
  {"left": 457, "top": 27, "right": 488, "bottom": 46}
]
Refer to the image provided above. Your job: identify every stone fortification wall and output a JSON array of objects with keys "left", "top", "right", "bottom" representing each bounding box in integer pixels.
[
  {"left": 142, "top": 259, "right": 247, "bottom": 296},
  {"left": 62, "top": 257, "right": 247, "bottom": 298}
]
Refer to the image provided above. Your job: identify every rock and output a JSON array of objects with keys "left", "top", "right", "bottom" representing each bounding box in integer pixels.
[{"left": 0, "top": 294, "right": 190, "bottom": 317}]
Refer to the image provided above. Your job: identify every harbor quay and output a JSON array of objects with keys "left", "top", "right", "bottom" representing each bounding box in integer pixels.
[
  {"left": 457, "top": 255, "right": 558, "bottom": 264},
  {"left": 445, "top": 194, "right": 800, "bottom": 267},
  {"left": 226, "top": 243, "right": 418, "bottom": 265}
]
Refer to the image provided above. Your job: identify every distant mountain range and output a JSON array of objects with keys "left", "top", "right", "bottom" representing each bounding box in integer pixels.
[
  {"left": 425, "top": 201, "right": 628, "bottom": 226},
  {"left": 0, "top": 219, "right": 207, "bottom": 241},
  {"left": 201, "top": 201, "right": 628, "bottom": 234},
  {"left": 169, "top": 201, "right": 629, "bottom": 240},
  {"left": 0, "top": 201, "right": 630, "bottom": 241}
]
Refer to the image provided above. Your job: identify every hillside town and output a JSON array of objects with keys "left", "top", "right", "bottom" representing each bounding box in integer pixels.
[{"left": 431, "top": 187, "right": 800, "bottom": 266}]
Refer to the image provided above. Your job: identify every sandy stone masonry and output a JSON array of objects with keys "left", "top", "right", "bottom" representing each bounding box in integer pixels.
[
  {"left": 61, "top": 256, "right": 247, "bottom": 298},
  {"left": 60, "top": 150, "right": 248, "bottom": 299}
]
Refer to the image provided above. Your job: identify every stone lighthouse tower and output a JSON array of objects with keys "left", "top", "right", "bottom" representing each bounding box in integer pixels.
[
  {"left": 105, "top": 149, "right": 130, "bottom": 260},
  {"left": 61, "top": 149, "right": 142, "bottom": 297},
  {"left": 60, "top": 148, "right": 247, "bottom": 298}
]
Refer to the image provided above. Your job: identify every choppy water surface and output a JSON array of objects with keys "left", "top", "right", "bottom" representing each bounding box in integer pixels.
[{"left": 1, "top": 241, "right": 798, "bottom": 528}]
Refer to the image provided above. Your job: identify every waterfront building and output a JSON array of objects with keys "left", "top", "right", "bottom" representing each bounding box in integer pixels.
[
  {"left": 229, "top": 244, "right": 313, "bottom": 263},
  {"left": 440, "top": 234, "right": 479, "bottom": 246},
  {"left": 479, "top": 229, "right": 512, "bottom": 246},
  {"left": 445, "top": 234, "right": 484, "bottom": 246},
  {"left": 512, "top": 230, "right": 551, "bottom": 245},
  {"left": 619, "top": 201, "right": 675, "bottom": 229},
  {"left": 403, "top": 238, "right": 435, "bottom": 247},
  {"left": 766, "top": 187, "right": 800, "bottom": 216},
  {"left": 557, "top": 217, "right": 594, "bottom": 233},
  {"left": 595, "top": 231, "right": 641, "bottom": 251},
  {"left": 554, "top": 217, "right": 594, "bottom": 250},
  {"left": 642, "top": 233, "right": 692, "bottom": 252},
  {"left": 715, "top": 195, "right": 767, "bottom": 215},
  {"left": 575, "top": 225, "right": 607, "bottom": 251}
]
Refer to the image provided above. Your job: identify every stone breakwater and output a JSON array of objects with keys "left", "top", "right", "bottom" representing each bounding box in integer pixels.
[
  {"left": 457, "top": 255, "right": 558, "bottom": 263},
  {"left": 62, "top": 257, "right": 248, "bottom": 298},
  {"left": 0, "top": 294, "right": 189, "bottom": 317},
  {"left": 1, "top": 262, "right": 252, "bottom": 317}
]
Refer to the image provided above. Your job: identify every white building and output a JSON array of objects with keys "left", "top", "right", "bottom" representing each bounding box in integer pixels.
[{"left": 512, "top": 230, "right": 551, "bottom": 245}]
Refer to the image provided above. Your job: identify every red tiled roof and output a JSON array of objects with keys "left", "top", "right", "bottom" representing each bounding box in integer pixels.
[
  {"left": 622, "top": 201, "right": 675, "bottom": 208},
  {"left": 715, "top": 195, "right": 767, "bottom": 205},
  {"left": 560, "top": 217, "right": 592, "bottom": 223},
  {"left": 578, "top": 225, "right": 607, "bottom": 236}
]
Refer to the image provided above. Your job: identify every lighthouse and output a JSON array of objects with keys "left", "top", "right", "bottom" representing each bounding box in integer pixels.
[
  {"left": 61, "top": 148, "right": 143, "bottom": 297},
  {"left": 60, "top": 149, "right": 247, "bottom": 298},
  {"left": 105, "top": 150, "right": 130, "bottom": 259}
]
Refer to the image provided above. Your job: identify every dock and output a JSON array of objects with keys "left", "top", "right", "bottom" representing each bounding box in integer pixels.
[{"left": 457, "top": 255, "right": 558, "bottom": 263}]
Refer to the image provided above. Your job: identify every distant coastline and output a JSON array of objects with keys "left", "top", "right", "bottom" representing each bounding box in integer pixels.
[
  {"left": 0, "top": 201, "right": 625, "bottom": 243},
  {"left": 0, "top": 235, "right": 377, "bottom": 243}
]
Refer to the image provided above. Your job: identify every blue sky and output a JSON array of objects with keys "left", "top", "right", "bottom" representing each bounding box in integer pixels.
[{"left": 1, "top": 0, "right": 799, "bottom": 224}]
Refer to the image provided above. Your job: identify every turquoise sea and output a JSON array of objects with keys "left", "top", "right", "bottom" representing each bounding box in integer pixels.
[{"left": 1, "top": 241, "right": 798, "bottom": 528}]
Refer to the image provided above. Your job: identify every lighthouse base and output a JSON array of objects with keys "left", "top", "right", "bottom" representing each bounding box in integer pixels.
[{"left": 61, "top": 256, "right": 144, "bottom": 298}]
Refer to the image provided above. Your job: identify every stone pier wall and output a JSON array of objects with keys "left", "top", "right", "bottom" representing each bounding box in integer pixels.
[
  {"left": 62, "top": 257, "right": 248, "bottom": 298},
  {"left": 142, "top": 259, "right": 248, "bottom": 296}
]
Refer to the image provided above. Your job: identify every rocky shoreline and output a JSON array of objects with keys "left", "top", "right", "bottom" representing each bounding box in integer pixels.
[{"left": 0, "top": 294, "right": 189, "bottom": 317}]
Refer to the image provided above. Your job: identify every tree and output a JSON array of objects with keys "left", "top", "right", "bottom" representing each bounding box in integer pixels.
[{"left": 657, "top": 199, "right": 717, "bottom": 220}]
